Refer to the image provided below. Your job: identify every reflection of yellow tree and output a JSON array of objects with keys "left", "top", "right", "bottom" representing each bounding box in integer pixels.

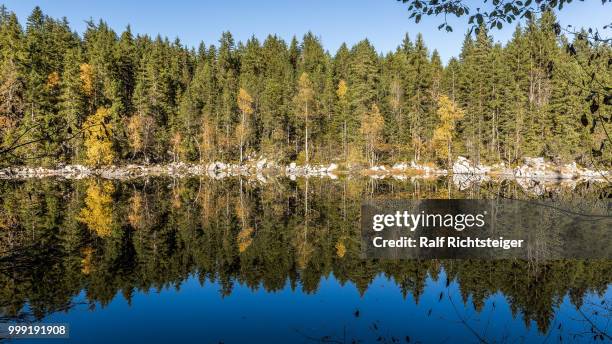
[
  {"left": 237, "top": 226, "right": 254, "bottom": 253},
  {"left": 200, "top": 184, "right": 214, "bottom": 227},
  {"left": 171, "top": 185, "right": 183, "bottom": 209},
  {"left": 293, "top": 225, "right": 314, "bottom": 269},
  {"left": 81, "top": 247, "right": 94, "bottom": 275},
  {"left": 235, "top": 180, "right": 254, "bottom": 252},
  {"left": 0, "top": 209, "right": 16, "bottom": 231},
  {"left": 128, "top": 193, "right": 144, "bottom": 230},
  {"left": 170, "top": 132, "right": 184, "bottom": 162},
  {"left": 235, "top": 199, "right": 247, "bottom": 223},
  {"left": 335, "top": 241, "right": 346, "bottom": 258},
  {"left": 78, "top": 181, "right": 114, "bottom": 237}
]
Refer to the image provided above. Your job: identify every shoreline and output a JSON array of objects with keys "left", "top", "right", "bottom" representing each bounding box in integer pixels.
[{"left": 0, "top": 157, "right": 609, "bottom": 182}]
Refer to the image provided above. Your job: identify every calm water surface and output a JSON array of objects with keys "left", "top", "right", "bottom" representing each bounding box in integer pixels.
[{"left": 0, "top": 176, "right": 610, "bottom": 343}]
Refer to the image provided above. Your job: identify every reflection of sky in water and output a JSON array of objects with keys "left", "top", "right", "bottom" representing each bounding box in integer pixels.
[{"left": 18, "top": 270, "right": 611, "bottom": 343}]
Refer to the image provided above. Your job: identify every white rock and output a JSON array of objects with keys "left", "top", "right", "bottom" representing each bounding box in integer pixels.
[
  {"left": 327, "top": 172, "right": 338, "bottom": 179},
  {"left": 256, "top": 158, "right": 267, "bottom": 169},
  {"left": 524, "top": 157, "right": 545, "bottom": 168},
  {"left": 453, "top": 156, "right": 473, "bottom": 174},
  {"left": 392, "top": 163, "right": 408, "bottom": 171}
]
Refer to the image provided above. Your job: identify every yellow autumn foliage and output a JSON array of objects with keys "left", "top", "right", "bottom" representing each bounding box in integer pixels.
[
  {"left": 432, "top": 95, "right": 465, "bottom": 164},
  {"left": 171, "top": 132, "right": 185, "bottom": 161},
  {"left": 171, "top": 186, "right": 183, "bottom": 209},
  {"left": 235, "top": 200, "right": 248, "bottom": 223},
  {"left": 360, "top": 103, "right": 385, "bottom": 165},
  {"left": 235, "top": 122, "right": 248, "bottom": 139},
  {"left": 237, "top": 88, "right": 254, "bottom": 116},
  {"left": 46, "top": 71, "right": 60, "bottom": 89},
  {"left": 335, "top": 241, "right": 346, "bottom": 258},
  {"left": 83, "top": 107, "right": 114, "bottom": 166},
  {"left": 336, "top": 79, "right": 347, "bottom": 99},
  {"left": 78, "top": 181, "right": 114, "bottom": 237},
  {"left": 127, "top": 115, "right": 144, "bottom": 152},
  {"left": 128, "top": 193, "right": 143, "bottom": 230},
  {"left": 237, "top": 226, "right": 254, "bottom": 252},
  {"left": 0, "top": 115, "right": 14, "bottom": 130},
  {"left": 0, "top": 211, "right": 16, "bottom": 230},
  {"left": 81, "top": 247, "right": 95, "bottom": 275},
  {"left": 80, "top": 63, "right": 94, "bottom": 96}
]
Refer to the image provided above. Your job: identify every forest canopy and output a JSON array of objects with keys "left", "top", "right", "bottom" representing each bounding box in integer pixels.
[{"left": 0, "top": 5, "right": 610, "bottom": 167}]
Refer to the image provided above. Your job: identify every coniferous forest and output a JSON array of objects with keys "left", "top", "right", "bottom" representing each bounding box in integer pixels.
[{"left": 0, "top": 6, "right": 610, "bottom": 168}]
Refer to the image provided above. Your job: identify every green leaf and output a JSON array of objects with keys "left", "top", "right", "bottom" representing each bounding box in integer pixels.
[{"left": 476, "top": 14, "right": 483, "bottom": 24}]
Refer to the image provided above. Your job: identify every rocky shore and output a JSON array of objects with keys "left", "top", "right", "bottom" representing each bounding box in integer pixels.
[{"left": 0, "top": 156, "right": 609, "bottom": 182}]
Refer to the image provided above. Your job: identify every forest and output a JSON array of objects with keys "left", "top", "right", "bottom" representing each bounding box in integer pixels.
[
  {"left": 0, "top": 6, "right": 610, "bottom": 168},
  {"left": 0, "top": 176, "right": 610, "bottom": 334}
]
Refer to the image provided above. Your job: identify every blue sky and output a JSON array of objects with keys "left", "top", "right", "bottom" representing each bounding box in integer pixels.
[{"left": 3, "top": 0, "right": 610, "bottom": 63}]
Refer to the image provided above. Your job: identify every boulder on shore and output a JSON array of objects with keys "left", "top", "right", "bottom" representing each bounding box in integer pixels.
[{"left": 452, "top": 157, "right": 489, "bottom": 175}]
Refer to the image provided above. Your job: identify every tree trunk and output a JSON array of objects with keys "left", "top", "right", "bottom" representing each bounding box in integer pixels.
[
  {"left": 305, "top": 104, "right": 309, "bottom": 165},
  {"left": 343, "top": 120, "right": 347, "bottom": 161}
]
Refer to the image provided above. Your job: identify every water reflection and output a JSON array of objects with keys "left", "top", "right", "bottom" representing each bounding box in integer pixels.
[{"left": 0, "top": 176, "right": 610, "bottom": 342}]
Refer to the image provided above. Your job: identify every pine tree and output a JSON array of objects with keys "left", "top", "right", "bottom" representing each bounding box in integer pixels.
[
  {"left": 0, "top": 5, "right": 606, "bottom": 169},
  {"left": 58, "top": 47, "right": 87, "bottom": 161},
  {"left": 381, "top": 48, "right": 409, "bottom": 160},
  {"left": 259, "top": 35, "right": 293, "bottom": 158},
  {"left": 500, "top": 26, "right": 530, "bottom": 162},
  {"left": 523, "top": 11, "right": 559, "bottom": 157},
  {"left": 296, "top": 32, "right": 328, "bottom": 161},
  {"left": 216, "top": 31, "right": 239, "bottom": 160},
  {"left": 406, "top": 34, "right": 434, "bottom": 161},
  {"left": 347, "top": 40, "right": 379, "bottom": 161},
  {"left": 0, "top": 10, "right": 25, "bottom": 160}
]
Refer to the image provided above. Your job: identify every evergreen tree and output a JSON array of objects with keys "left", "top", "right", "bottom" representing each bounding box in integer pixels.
[
  {"left": 347, "top": 40, "right": 379, "bottom": 161},
  {"left": 406, "top": 34, "right": 434, "bottom": 161},
  {"left": 58, "top": 47, "right": 87, "bottom": 161},
  {"left": 0, "top": 5, "right": 607, "bottom": 169},
  {"left": 216, "top": 31, "right": 239, "bottom": 160}
]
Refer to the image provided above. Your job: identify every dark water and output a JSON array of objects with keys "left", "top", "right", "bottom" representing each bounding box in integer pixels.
[{"left": 0, "top": 176, "right": 610, "bottom": 343}]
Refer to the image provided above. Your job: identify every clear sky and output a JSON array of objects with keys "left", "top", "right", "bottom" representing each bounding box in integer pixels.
[{"left": 3, "top": 0, "right": 610, "bottom": 64}]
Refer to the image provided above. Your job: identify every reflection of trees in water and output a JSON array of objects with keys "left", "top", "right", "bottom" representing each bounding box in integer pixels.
[
  {"left": 78, "top": 181, "right": 115, "bottom": 237},
  {"left": 0, "top": 177, "right": 609, "bottom": 335}
]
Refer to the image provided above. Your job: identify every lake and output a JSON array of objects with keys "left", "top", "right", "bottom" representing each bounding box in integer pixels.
[{"left": 0, "top": 176, "right": 610, "bottom": 343}]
